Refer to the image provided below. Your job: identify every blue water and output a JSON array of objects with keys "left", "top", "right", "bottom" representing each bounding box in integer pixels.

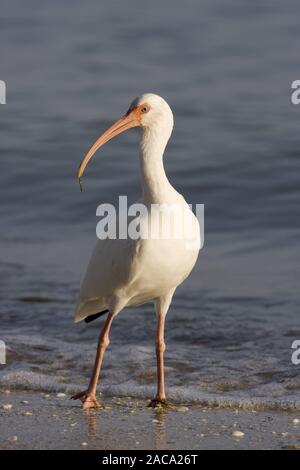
[{"left": 1, "top": 0, "right": 300, "bottom": 410}]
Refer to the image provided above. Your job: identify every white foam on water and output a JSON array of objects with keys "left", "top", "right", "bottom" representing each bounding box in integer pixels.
[{"left": 1, "top": 367, "right": 300, "bottom": 411}]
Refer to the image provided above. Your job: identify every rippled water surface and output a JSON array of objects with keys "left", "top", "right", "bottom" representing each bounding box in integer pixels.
[{"left": 1, "top": 0, "right": 300, "bottom": 409}]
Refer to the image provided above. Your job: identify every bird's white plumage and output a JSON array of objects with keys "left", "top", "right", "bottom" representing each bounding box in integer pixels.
[{"left": 75, "top": 94, "right": 200, "bottom": 322}]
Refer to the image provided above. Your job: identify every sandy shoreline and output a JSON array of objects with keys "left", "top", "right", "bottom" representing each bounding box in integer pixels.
[{"left": 1, "top": 390, "right": 300, "bottom": 450}]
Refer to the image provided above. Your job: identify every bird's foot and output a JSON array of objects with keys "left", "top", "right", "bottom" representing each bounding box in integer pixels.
[
  {"left": 148, "top": 398, "right": 172, "bottom": 409},
  {"left": 71, "top": 390, "right": 100, "bottom": 410}
]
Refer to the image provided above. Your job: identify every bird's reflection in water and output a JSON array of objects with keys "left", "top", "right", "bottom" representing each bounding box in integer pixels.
[
  {"left": 153, "top": 409, "right": 167, "bottom": 449},
  {"left": 83, "top": 409, "right": 98, "bottom": 436},
  {"left": 81, "top": 403, "right": 168, "bottom": 448}
]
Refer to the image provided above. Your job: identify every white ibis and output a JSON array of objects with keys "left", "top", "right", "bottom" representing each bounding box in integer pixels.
[{"left": 72, "top": 94, "right": 200, "bottom": 409}]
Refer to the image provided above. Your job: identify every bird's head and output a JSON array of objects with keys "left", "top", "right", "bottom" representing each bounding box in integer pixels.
[
  {"left": 77, "top": 93, "right": 173, "bottom": 186},
  {"left": 127, "top": 93, "right": 173, "bottom": 131}
]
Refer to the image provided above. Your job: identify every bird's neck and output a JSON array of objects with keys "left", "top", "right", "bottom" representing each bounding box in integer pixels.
[{"left": 139, "top": 126, "right": 173, "bottom": 203}]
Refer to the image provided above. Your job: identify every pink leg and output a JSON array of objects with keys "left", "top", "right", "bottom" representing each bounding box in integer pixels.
[
  {"left": 149, "top": 290, "right": 175, "bottom": 407},
  {"left": 72, "top": 313, "right": 114, "bottom": 410},
  {"left": 155, "top": 314, "right": 166, "bottom": 401}
]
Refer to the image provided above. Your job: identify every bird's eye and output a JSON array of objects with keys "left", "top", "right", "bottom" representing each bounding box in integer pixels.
[{"left": 141, "top": 106, "right": 148, "bottom": 113}]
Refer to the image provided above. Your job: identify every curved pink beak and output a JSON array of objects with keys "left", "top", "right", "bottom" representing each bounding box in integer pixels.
[{"left": 77, "top": 109, "right": 140, "bottom": 189}]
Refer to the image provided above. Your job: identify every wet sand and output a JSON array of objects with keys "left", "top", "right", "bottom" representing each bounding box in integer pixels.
[{"left": 1, "top": 390, "right": 300, "bottom": 450}]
